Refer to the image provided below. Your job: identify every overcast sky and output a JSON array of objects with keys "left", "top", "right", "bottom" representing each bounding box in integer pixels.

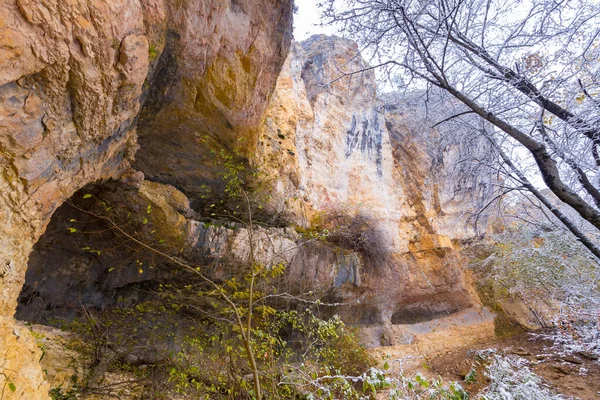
[{"left": 293, "top": 1, "right": 338, "bottom": 40}]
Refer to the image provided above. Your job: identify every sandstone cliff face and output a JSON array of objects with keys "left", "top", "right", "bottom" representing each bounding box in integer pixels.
[
  {"left": 1, "top": 2, "right": 494, "bottom": 396},
  {"left": 0, "top": 0, "right": 152, "bottom": 318},
  {"left": 0, "top": 0, "right": 293, "bottom": 397},
  {"left": 255, "top": 34, "right": 495, "bottom": 340},
  {"left": 134, "top": 0, "right": 293, "bottom": 204}
]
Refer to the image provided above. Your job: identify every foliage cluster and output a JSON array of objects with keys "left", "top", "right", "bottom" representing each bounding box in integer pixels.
[
  {"left": 470, "top": 224, "right": 600, "bottom": 356},
  {"left": 55, "top": 152, "right": 378, "bottom": 399},
  {"left": 53, "top": 262, "right": 376, "bottom": 399},
  {"left": 309, "top": 204, "right": 391, "bottom": 272},
  {"left": 198, "top": 147, "right": 289, "bottom": 228}
]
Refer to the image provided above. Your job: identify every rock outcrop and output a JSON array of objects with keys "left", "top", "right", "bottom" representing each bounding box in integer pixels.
[
  {"left": 2, "top": 0, "right": 495, "bottom": 394},
  {"left": 256, "top": 35, "right": 493, "bottom": 246},
  {"left": 0, "top": 0, "right": 293, "bottom": 397},
  {"left": 1, "top": 0, "right": 153, "bottom": 395},
  {"left": 17, "top": 34, "right": 496, "bottom": 351},
  {"left": 134, "top": 0, "right": 294, "bottom": 205},
  {"left": 254, "top": 35, "right": 495, "bottom": 338}
]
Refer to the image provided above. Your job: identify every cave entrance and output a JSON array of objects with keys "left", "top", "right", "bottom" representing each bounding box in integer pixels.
[{"left": 16, "top": 183, "right": 168, "bottom": 326}]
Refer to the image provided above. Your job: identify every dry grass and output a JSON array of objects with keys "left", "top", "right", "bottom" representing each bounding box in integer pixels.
[{"left": 316, "top": 204, "right": 391, "bottom": 272}]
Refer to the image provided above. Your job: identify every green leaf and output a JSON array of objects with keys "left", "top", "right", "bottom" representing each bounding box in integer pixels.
[
  {"left": 68, "top": 227, "right": 77, "bottom": 233},
  {"left": 83, "top": 194, "right": 92, "bottom": 199},
  {"left": 142, "top": 217, "right": 148, "bottom": 224},
  {"left": 69, "top": 219, "right": 77, "bottom": 222},
  {"left": 8, "top": 382, "right": 16, "bottom": 392}
]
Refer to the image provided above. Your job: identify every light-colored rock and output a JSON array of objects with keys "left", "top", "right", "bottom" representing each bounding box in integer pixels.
[
  {"left": 0, "top": 318, "right": 49, "bottom": 399},
  {"left": 362, "top": 306, "right": 496, "bottom": 349},
  {"left": 29, "top": 324, "right": 85, "bottom": 393},
  {"left": 254, "top": 35, "right": 495, "bottom": 329},
  {"left": 255, "top": 36, "right": 404, "bottom": 247},
  {"left": 0, "top": 0, "right": 154, "bottom": 312},
  {"left": 383, "top": 91, "right": 495, "bottom": 241},
  {"left": 191, "top": 223, "right": 299, "bottom": 267},
  {"left": 0, "top": 0, "right": 496, "bottom": 392},
  {"left": 368, "top": 307, "right": 497, "bottom": 372},
  {"left": 0, "top": 0, "right": 156, "bottom": 395},
  {"left": 256, "top": 35, "right": 493, "bottom": 248}
]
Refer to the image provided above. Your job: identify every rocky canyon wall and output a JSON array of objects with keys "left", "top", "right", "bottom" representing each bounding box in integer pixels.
[
  {"left": 256, "top": 35, "right": 494, "bottom": 247},
  {"left": 0, "top": 0, "right": 292, "bottom": 397},
  {"left": 254, "top": 35, "right": 495, "bottom": 331},
  {"left": 2, "top": 2, "right": 494, "bottom": 397}
]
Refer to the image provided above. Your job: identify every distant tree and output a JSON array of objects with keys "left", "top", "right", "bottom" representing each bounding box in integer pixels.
[{"left": 321, "top": 0, "right": 600, "bottom": 258}]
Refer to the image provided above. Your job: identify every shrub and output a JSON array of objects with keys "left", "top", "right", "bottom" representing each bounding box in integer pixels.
[
  {"left": 477, "top": 350, "right": 564, "bottom": 400},
  {"left": 314, "top": 204, "right": 391, "bottom": 271},
  {"left": 59, "top": 191, "right": 378, "bottom": 399},
  {"left": 469, "top": 224, "right": 600, "bottom": 356}
]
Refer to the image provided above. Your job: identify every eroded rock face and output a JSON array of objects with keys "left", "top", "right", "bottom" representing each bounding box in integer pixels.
[
  {"left": 16, "top": 33, "right": 493, "bottom": 350},
  {"left": 254, "top": 35, "right": 495, "bottom": 335},
  {"left": 2, "top": 2, "right": 494, "bottom": 391},
  {"left": 256, "top": 35, "right": 493, "bottom": 246},
  {"left": 0, "top": 0, "right": 293, "bottom": 397},
  {"left": 0, "top": 0, "right": 156, "bottom": 395},
  {"left": 134, "top": 0, "right": 294, "bottom": 205},
  {"left": 255, "top": 36, "right": 402, "bottom": 243},
  {"left": 0, "top": 0, "right": 152, "bottom": 318},
  {"left": 383, "top": 92, "right": 495, "bottom": 241}
]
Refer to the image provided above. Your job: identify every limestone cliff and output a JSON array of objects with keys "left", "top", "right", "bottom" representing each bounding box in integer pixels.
[
  {"left": 1, "top": 0, "right": 152, "bottom": 395},
  {"left": 254, "top": 35, "right": 495, "bottom": 337},
  {"left": 256, "top": 35, "right": 493, "bottom": 248},
  {"left": 0, "top": 0, "right": 292, "bottom": 397},
  {"left": 16, "top": 35, "right": 496, "bottom": 356},
  {"left": 1, "top": 3, "right": 494, "bottom": 397}
]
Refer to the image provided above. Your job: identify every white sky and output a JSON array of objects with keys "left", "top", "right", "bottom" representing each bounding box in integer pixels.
[{"left": 293, "top": 0, "right": 338, "bottom": 40}]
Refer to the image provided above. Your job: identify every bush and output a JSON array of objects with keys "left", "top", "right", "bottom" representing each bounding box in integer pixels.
[
  {"left": 57, "top": 290, "right": 377, "bottom": 399},
  {"left": 314, "top": 204, "right": 391, "bottom": 272},
  {"left": 55, "top": 159, "right": 385, "bottom": 399},
  {"left": 469, "top": 224, "right": 600, "bottom": 356},
  {"left": 478, "top": 350, "right": 564, "bottom": 400},
  {"left": 58, "top": 191, "right": 377, "bottom": 398}
]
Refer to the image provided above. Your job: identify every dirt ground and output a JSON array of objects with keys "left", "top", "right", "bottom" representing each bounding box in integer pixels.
[{"left": 423, "top": 333, "right": 600, "bottom": 399}]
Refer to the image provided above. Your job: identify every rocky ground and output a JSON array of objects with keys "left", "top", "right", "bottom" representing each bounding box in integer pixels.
[{"left": 420, "top": 332, "right": 600, "bottom": 399}]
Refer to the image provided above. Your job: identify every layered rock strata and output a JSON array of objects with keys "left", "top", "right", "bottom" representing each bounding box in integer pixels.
[
  {"left": 0, "top": 0, "right": 293, "bottom": 397},
  {"left": 254, "top": 35, "right": 495, "bottom": 333}
]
